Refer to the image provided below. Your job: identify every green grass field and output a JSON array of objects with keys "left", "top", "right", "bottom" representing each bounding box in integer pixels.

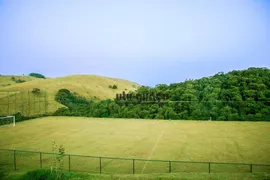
[
  {"left": 5, "top": 171, "right": 270, "bottom": 180},
  {"left": 0, "top": 117, "right": 270, "bottom": 174}
]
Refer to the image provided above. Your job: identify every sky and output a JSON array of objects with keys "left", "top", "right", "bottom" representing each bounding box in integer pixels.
[{"left": 0, "top": 0, "right": 269, "bottom": 87}]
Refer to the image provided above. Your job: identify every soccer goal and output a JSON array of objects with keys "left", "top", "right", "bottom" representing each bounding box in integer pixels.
[{"left": 0, "top": 116, "right": 15, "bottom": 127}]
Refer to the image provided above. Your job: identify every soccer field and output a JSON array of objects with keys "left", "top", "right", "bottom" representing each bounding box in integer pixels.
[{"left": 0, "top": 116, "right": 270, "bottom": 173}]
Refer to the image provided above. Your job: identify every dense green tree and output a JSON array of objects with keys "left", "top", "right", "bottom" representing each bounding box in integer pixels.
[{"left": 29, "top": 73, "right": 46, "bottom": 79}]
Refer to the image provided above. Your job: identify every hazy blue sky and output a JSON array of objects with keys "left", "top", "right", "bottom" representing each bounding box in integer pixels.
[{"left": 0, "top": 0, "right": 269, "bottom": 86}]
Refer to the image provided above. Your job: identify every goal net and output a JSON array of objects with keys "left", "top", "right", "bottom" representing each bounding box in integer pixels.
[{"left": 0, "top": 116, "right": 15, "bottom": 127}]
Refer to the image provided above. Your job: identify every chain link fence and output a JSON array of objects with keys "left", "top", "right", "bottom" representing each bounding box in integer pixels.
[
  {"left": 1, "top": 149, "right": 269, "bottom": 174},
  {"left": 0, "top": 90, "right": 63, "bottom": 117}
]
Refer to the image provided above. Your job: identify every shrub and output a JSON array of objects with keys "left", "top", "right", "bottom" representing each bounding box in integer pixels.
[
  {"left": 53, "top": 107, "right": 70, "bottom": 116},
  {"left": 32, "top": 88, "right": 41, "bottom": 94},
  {"left": 51, "top": 141, "right": 65, "bottom": 180},
  {"left": 55, "top": 89, "right": 89, "bottom": 106},
  {"left": 11, "top": 77, "right": 26, "bottom": 83},
  {"left": 109, "top": 84, "right": 118, "bottom": 89},
  {"left": 18, "top": 169, "right": 87, "bottom": 180},
  {"left": 16, "top": 79, "right": 26, "bottom": 83},
  {"left": 2, "top": 84, "right": 11, "bottom": 87},
  {"left": 18, "top": 169, "right": 62, "bottom": 180},
  {"left": 0, "top": 163, "right": 8, "bottom": 180},
  {"left": 13, "top": 112, "right": 24, "bottom": 122}
]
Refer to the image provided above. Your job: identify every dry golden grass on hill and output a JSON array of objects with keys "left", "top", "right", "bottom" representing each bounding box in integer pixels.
[
  {"left": 0, "top": 75, "right": 139, "bottom": 99},
  {"left": 0, "top": 75, "right": 37, "bottom": 88},
  {"left": 0, "top": 75, "right": 140, "bottom": 116}
]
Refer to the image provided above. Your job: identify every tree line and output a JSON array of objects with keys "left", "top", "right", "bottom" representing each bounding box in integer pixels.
[{"left": 53, "top": 67, "right": 270, "bottom": 121}]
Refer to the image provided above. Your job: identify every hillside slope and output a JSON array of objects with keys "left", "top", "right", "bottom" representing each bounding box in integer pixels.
[
  {"left": 0, "top": 75, "right": 37, "bottom": 88},
  {"left": 0, "top": 75, "right": 140, "bottom": 116},
  {"left": 0, "top": 75, "right": 139, "bottom": 99}
]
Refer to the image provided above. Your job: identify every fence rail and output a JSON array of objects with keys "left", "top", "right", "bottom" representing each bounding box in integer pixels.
[{"left": 0, "top": 148, "right": 270, "bottom": 174}]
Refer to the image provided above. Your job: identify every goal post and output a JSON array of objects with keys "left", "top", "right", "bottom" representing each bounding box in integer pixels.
[{"left": 0, "top": 116, "right": 15, "bottom": 127}]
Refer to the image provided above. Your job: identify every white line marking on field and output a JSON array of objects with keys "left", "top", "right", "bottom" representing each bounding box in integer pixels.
[{"left": 141, "top": 122, "right": 168, "bottom": 174}]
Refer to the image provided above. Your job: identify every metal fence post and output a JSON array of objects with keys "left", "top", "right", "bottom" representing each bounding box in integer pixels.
[
  {"left": 169, "top": 161, "right": 172, "bottom": 173},
  {"left": 69, "top": 155, "right": 71, "bottom": 171},
  {"left": 208, "top": 163, "right": 211, "bottom": 173},
  {"left": 250, "top": 164, "right": 252, "bottom": 173},
  {"left": 40, "top": 152, "right": 42, "bottom": 168},
  {"left": 14, "top": 150, "right": 16, "bottom": 170},
  {"left": 133, "top": 159, "right": 135, "bottom": 174},
  {"left": 99, "top": 157, "right": 102, "bottom": 174}
]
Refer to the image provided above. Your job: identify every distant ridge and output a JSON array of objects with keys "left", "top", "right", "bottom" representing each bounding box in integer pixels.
[{"left": 0, "top": 74, "right": 140, "bottom": 100}]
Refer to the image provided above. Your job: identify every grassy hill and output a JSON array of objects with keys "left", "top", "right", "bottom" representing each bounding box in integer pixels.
[
  {"left": 0, "top": 75, "right": 37, "bottom": 89},
  {"left": 0, "top": 75, "right": 140, "bottom": 116}
]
